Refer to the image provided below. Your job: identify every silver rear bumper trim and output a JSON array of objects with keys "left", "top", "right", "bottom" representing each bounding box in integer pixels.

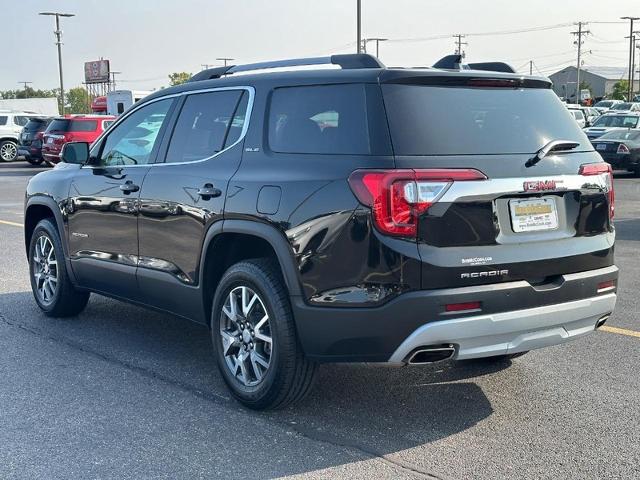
[{"left": 388, "top": 293, "right": 617, "bottom": 364}]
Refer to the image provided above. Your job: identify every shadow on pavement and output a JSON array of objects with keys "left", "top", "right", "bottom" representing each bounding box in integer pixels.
[{"left": 0, "top": 290, "right": 501, "bottom": 477}]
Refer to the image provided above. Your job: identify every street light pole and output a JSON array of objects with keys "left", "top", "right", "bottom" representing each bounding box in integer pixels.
[
  {"left": 621, "top": 17, "right": 640, "bottom": 100},
  {"left": 39, "top": 12, "right": 75, "bottom": 115},
  {"left": 357, "top": 0, "right": 362, "bottom": 54}
]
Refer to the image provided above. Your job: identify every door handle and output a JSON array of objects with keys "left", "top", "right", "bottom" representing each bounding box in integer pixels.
[
  {"left": 197, "top": 184, "right": 222, "bottom": 199},
  {"left": 120, "top": 180, "right": 140, "bottom": 194}
]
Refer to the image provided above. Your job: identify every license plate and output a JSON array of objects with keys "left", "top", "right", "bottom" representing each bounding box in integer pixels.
[
  {"left": 46, "top": 137, "right": 54, "bottom": 144},
  {"left": 596, "top": 144, "right": 607, "bottom": 151},
  {"left": 509, "top": 198, "right": 558, "bottom": 233}
]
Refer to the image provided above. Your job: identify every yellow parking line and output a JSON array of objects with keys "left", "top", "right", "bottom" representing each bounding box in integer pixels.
[
  {"left": 0, "top": 219, "right": 23, "bottom": 227},
  {"left": 600, "top": 325, "right": 640, "bottom": 339}
]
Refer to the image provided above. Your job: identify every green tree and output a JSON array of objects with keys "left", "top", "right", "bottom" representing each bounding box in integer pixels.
[
  {"left": 65, "top": 87, "right": 91, "bottom": 114},
  {"left": 168, "top": 72, "right": 192, "bottom": 86},
  {"left": 611, "top": 80, "right": 629, "bottom": 100}
]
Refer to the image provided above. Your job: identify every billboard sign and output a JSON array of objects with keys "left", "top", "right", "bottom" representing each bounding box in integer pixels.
[{"left": 84, "top": 60, "right": 111, "bottom": 83}]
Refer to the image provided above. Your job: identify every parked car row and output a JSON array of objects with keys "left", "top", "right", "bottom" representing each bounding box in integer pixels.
[
  {"left": 0, "top": 110, "right": 34, "bottom": 162},
  {"left": 584, "top": 111, "right": 640, "bottom": 176}
]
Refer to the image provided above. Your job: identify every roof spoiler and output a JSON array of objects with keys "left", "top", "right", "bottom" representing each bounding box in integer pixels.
[
  {"left": 432, "top": 55, "right": 517, "bottom": 74},
  {"left": 189, "top": 54, "right": 385, "bottom": 82}
]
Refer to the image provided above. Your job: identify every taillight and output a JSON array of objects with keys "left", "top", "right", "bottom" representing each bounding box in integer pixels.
[
  {"left": 579, "top": 162, "right": 614, "bottom": 219},
  {"left": 348, "top": 169, "right": 487, "bottom": 237},
  {"left": 617, "top": 144, "right": 630, "bottom": 154}
]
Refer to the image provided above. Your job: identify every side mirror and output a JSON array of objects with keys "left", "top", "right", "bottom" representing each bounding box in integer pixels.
[{"left": 60, "top": 142, "right": 89, "bottom": 165}]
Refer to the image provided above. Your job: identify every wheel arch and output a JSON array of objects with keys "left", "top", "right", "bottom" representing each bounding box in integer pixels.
[
  {"left": 24, "top": 196, "right": 77, "bottom": 284},
  {"left": 199, "top": 220, "right": 303, "bottom": 326}
]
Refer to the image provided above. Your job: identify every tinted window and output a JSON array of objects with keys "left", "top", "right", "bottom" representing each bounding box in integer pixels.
[
  {"left": 70, "top": 120, "right": 97, "bottom": 132},
  {"left": 382, "top": 85, "right": 591, "bottom": 155},
  {"left": 600, "top": 130, "right": 640, "bottom": 141},
  {"left": 593, "top": 115, "right": 639, "bottom": 128},
  {"left": 595, "top": 101, "right": 613, "bottom": 108},
  {"left": 268, "top": 84, "right": 391, "bottom": 155},
  {"left": 47, "top": 119, "right": 70, "bottom": 132},
  {"left": 98, "top": 99, "right": 172, "bottom": 166},
  {"left": 612, "top": 103, "right": 633, "bottom": 110},
  {"left": 24, "top": 119, "right": 47, "bottom": 132},
  {"left": 0, "top": 116, "right": 6, "bottom": 126},
  {"left": 14, "top": 116, "right": 30, "bottom": 126},
  {"left": 165, "top": 90, "right": 246, "bottom": 163}
]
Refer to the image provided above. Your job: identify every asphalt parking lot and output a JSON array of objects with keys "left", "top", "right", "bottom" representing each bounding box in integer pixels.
[{"left": 0, "top": 161, "right": 638, "bottom": 480}]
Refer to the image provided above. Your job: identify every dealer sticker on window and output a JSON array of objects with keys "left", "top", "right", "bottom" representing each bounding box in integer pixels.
[{"left": 509, "top": 197, "right": 558, "bottom": 233}]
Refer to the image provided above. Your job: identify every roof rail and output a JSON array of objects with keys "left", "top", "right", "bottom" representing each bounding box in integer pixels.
[
  {"left": 432, "top": 55, "right": 516, "bottom": 74},
  {"left": 189, "top": 54, "right": 385, "bottom": 82}
]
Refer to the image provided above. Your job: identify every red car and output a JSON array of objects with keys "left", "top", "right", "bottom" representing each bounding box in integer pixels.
[{"left": 42, "top": 115, "right": 115, "bottom": 165}]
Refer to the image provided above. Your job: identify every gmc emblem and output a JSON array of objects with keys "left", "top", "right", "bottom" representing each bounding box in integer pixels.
[{"left": 523, "top": 180, "right": 557, "bottom": 192}]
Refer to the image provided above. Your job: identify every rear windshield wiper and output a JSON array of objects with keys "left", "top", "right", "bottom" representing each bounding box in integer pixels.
[{"left": 525, "top": 140, "right": 580, "bottom": 168}]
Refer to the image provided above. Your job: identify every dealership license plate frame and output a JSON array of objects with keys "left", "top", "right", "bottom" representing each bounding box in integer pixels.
[{"left": 509, "top": 197, "right": 559, "bottom": 233}]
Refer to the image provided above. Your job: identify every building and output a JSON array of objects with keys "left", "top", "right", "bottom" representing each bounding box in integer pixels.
[{"left": 548, "top": 66, "right": 639, "bottom": 101}]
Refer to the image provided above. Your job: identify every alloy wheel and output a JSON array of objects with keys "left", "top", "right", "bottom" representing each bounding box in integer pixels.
[
  {"left": 0, "top": 142, "right": 17, "bottom": 162},
  {"left": 219, "top": 285, "right": 273, "bottom": 387},
  {"left": 32, "top": 235, "right": 58, "bottom": 304}
]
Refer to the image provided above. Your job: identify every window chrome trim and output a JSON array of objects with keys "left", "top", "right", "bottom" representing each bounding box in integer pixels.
[{"left": 81, "top": 85, "right": 255, "bottom": 169}]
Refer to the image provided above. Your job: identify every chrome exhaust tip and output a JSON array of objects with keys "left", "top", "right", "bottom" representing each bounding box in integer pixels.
[
  {"left": 596, "top": 314, "right": 610, "bottom": 329},
  {"left": 406, "top": 345, "right": 456, "bottom": 365}
]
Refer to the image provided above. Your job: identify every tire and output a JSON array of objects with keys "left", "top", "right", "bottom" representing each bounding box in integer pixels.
[
  {"left": 28, "top": 219, "right": 90, "bottom": 317},
  {"left": 211, "top": 259, "right": 316, "bottom": 410},
  {"left": 0, "top": 140, "right": 18, "bottom": 162}
]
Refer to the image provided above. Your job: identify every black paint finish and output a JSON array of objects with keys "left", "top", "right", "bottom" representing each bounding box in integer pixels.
[{"left": 23, "top": 65, "right": 618, "bottom": 362}]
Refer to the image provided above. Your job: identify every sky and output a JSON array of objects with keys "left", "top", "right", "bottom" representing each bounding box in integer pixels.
[{"left": 2, "top": 0, "right": 639, "bottom": 92}]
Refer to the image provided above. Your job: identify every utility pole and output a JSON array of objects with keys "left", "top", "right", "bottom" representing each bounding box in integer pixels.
[
  {"left": 453, "top": 34, "right": 467, "bottom": 57},
  {"left": 363, "top": 38, "right": 388, "bottom": 58},
  {"left": 110, "top": 71, "right": 121, "bottom": 89},
  {"left": 356, "top": 0, "right": 362, "bottom": 53},
  {"left": 39, "top": 12, "right": 75, "bottom": 115},
  {"left": 18, "top": 81, "right": 33, "bottom": 92},
  {"left": 216, "top": 57, "right": 235, "bottom": 67},
  {"left": 571, "top": 22, "right": 590, "bottom": 105},
  {"left": 622, "top": 17, "right": 640, "bottom": 100},
  {"left": 529, "top": 61, "right": 533, "bottom": 75}
]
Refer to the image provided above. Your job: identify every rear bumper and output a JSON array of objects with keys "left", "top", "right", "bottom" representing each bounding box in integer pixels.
[
  {"left": 599, "top": 153, "right": 639, "bottom": 170},
  {"left": 388, "top": 293, "right": 616, "bottom": 364},
  {"left": 292, "top": 265, "right": 618, "bottom": 362}
]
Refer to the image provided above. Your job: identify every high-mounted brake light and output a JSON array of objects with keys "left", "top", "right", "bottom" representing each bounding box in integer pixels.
[
  {"left": 579, "top": 162, "right": 614, "bottom": 219},
  {"left": 348, "top": 169, "right": 487, "bottom": 237}
]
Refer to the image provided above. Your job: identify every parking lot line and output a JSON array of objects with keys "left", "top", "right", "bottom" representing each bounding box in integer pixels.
[
  {"left": 0, "top": 219, "right": 23, "bottom": 227},
  {"left": 600, "top": 325, "right": 640, "bottom": 339}
]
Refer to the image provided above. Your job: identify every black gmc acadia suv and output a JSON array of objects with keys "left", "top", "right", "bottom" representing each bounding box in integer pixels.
[{"left": 24, "top": 54, "right": 618, "bottom": 409}]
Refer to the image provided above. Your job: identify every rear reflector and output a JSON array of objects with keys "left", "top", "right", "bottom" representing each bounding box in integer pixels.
[
  {"left": 348, "top": 168, "right": 487, "bottom": 238},
  {"left": 597, "top": 280, "right": 616, "bottom": 293},
  {"left": 445, "top": 301, "right": 482, "bottom": 312},
  {"left": 579, "top": 162, "right": 614, "bottom": 219}
]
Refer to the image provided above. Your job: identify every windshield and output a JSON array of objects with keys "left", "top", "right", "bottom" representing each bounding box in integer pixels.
[
  {"left": 592, "top": 115, "right": 639, "bottom": 128},
  {"left": 595, "top": 101, "right": 613, "bottom": 108},
  {"left": 381, "top": 85, "right": 590, "bottom": 155},
  {"left": 600, "top": 130, "right": 640, "bottom": 141},
  {"left": 612, "top": 103, "right": 633, "bottom": 110}
]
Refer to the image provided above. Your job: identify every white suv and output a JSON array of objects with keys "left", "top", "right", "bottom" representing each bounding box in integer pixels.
[{"left": 0, "top": 111, "right": 33, "bottom": 162}]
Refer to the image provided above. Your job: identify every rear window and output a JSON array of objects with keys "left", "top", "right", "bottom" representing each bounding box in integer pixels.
[
  {"left": 46, "top": 119, "right": 97, "bottom": 133},
  {"left": 612, "top": 103, "right": 633, "bottom": 110},
  {"left": 24, "top": 119, "right": 47, "bottom": 131},
  {"left": 593, "top": 115, "right": 639, "bottom": 128},
  {"left": 268, "top": 84, "right": 391, "bottom": 155},
  {"left": 595, "top": 101, "right": 613, "bottom": 108},
  {"left": 382, "top": 85, "right": 591, "bottom": 155},
  {"left": 600, "top": 130, "right": 640, "bottom": 141},
  {"left": 14, "top": 116, "right": 30, "bottom": 127}
]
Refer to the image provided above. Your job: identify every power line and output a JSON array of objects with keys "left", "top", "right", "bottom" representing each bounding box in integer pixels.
[{"left": 621, "top": 16, "right": 640, "bottom": 99}]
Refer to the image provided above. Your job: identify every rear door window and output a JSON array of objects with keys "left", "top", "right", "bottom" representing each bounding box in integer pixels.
[
  {"left": 268, "top": 84, "right": 391, "bottom": 155},
  {"left": 382, "top": 84, "right": 591, "bottom": 155},
  {"left": 0, "top": 116, "right": 6, "bottom": 126},
  {"left": 14, "top": 116, "right": 30, "bottom": 126},
  {"left": 165, "top": 89, "right": 247, "bottom": 163},
  {"left": 70, "top": 120, "right": 98, "bottom": 132}
]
